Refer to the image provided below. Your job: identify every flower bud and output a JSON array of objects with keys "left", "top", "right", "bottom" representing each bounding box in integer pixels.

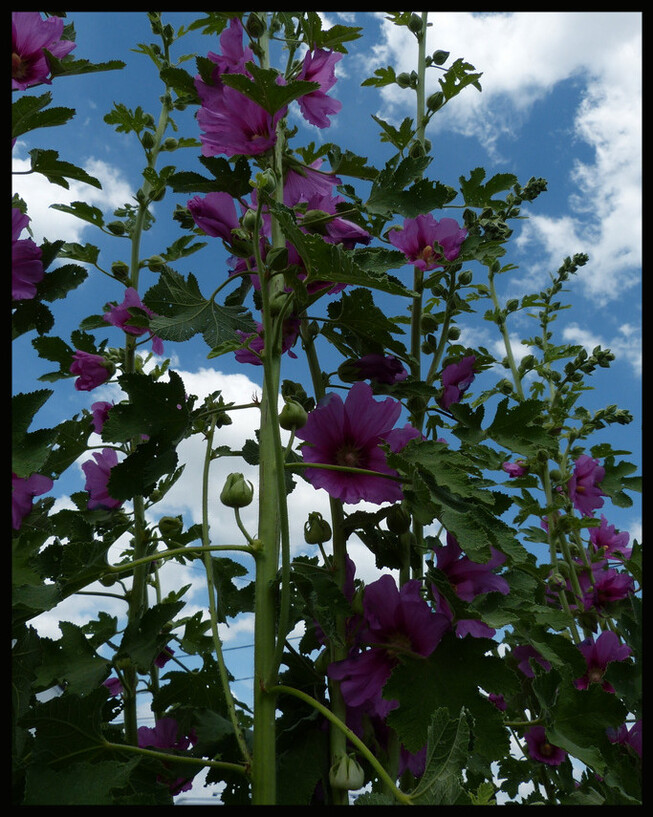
[
  {"left": 426, "top": 91, "right": 445, "bottom": 112},
  {"left": 141, "top": 131, "right": 156, "bottom": 150},
  {"left": 329, "top": 754, "right": 365, "bottom": 791},
  {"left": 447, "top": 325, "right": 461, "bottom": 341},
  {"left": 220, "top": 473, "right": 254, "bottom": 508},
  {"left": 147, "top": 255, "right": 166, "bottom": 271},
  {"left": 279, "top": 399, "right": 308, "bottom": 431},
  {"left": 421, "top": 312, "right": 438, "bottom": 333},
  {"left": 111, "top": 261, "right": 130, "bottom": 280},
  {"left": 241, "top": 208, "right": 258, "bottom": 232},
  {"left": 386, "top": 503, "right": 411, "bottom": 534},
  {"left": 304, "top": 511, "right": 332, "bottom": 545},
  {"left": 158, "top": 515, "right": 183, "bottom": 539},
  {"left": 458, "top": 269, "right": 473, "bottom": 286},
  {"left": 396, "top": 71, "right": 412, "bottom": 88},
  {"left": 107, "top": 221, "right": 127, "bottom": 235}
]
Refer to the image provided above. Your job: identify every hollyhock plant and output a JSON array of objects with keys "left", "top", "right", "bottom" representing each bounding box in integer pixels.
[
  {"left": 298, "top": 193, "right": 371, "bottom": 248},
  {"left": 103, "top": 287, "right": 164, "bottom": 355},
  {"left": 512, "top": 645, "right": 552, "bottom": 678},
  {"left": 524, "top": 725, "right": 568, "bottom": 766},
  {"left": 81, "top": 448, "right": 123, "bottom": 511},
  {"left": 607, "top": 720, "right": 642, "bottom": 758},
  {"left": 328, "top": 576, "right": 449, "bottom": 716},
  {"left": 103, "top": 676, "right": 124, "bottom": 697},
  {"left": 567, "top": 454, "right": 606, "bottom": 517},
  {"left": 387, "top": 214, "right": 467, "bottom": 272},
  {"left": 574, "top": 630, "right": 632, "bottom": 693},
  {"left": 502, "top": 459, "right": 529, "bottom": 478},
  {"left": 137, "top": 717, "right": 198, "bottom": 795},
  {"left": 283, "top": 159, "right": 341, "bottom": 204},
  {"left": 438, "top": 355, "right": 476, "bottom": 410},
  {"left": 187, "top": 191, "right": 240, "bottom": 243},
  {"left": 234, "top": 316, "right": 301, "bottom": 365},
  {"left": 589, "top": 515, "right": 632, "bottom": 560},
  {"left": 12, "top": 11, "right": 76, "bottom": 91},
  {"left": 338, "top": 354, "right": 408, "bottom": 386},
  {"left": 295, "top": 380, "right": 420, "bottom": 504},
  {"left": 90, "top": 401, "right": 113, "bottom": 434},
  {"left": 578, "top": 560, "right": 635, "bottom": 613},
  {"left": 434, "top": 533, "right": 509, "bottom": 602},
  {"left": 430, "top": 583, "right": 497, "bottom": 639},
  {"left": 12, "top": 208, "right": 43, "bottom": 300},
  {"left": 70, "top": 350, "right": 112, "bottom": 391},
  {"left": 12, "top": 472, "right": 53, "bottom": 530},
  {"left": 202, "top": 16, "right": 254, "bottom": 79},
  {"left": 296, "top": 48, "right": 343, "bottom": 128}
]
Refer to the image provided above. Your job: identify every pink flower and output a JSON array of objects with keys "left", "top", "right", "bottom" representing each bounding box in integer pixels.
[
  {"left": 388, "top": 214, "right": 467, "bottom": 272},
  {"left": 295, "top": 381, "right": 420, "bottom": 504},
  {"left": 81, "top": 448, "right": 122, "bottom": 510},
  {"left": 338, "top": 354, "right": 408, "bottom": 386},
  {"left": 328, "top": 576, "right": 448, "bottom": 716},
  {"left": 512, "top": 645, "right": 552, "bottom": 678},
  {"left": 103, "top": 676, "right": 124, "bottom": 697},
  {"left": 70, "top": 350, "right": 112, "bottom": 391},
  {"left": 430, "top": 583, "right": 496, "bottom": 639},
  {"left": 90, "top": 401, "right": 113, "bottom": 434},
  {"left": 283, "top": 159, "right": 341, "bottom": 204},
  {"left": 524, "top": 725, "right": 567, "bottom": 766},
  {"left": 607, "top": 720, "right": 642, "bottom": 758},
  {"left": 296, "top": 48, "right": 343, "bottom": 128},
  {"left": 187, "top": 191, "right": 240, "bottom": 242},
  {"left": 438, "top": 355, "right": 476, "bottom": 410},
  {"left": 567, "top": 455, "right": 606, "bottom": 517},
  {"left": 154, "top": 645, "right": 175, "bottom": 668},
  {"left": 578, "top": 560, "right": 634, "bottom": 612},
  {"left": 234, "top": 316, "right": 300, "bottom": 365},
  {"left": 12, "top": 12, "right": 76, "bottom": 90},
  {"left": 435, "top": 533, "right": 509, "bottom": 602},
  {"left": 103, "top": 287, "right": 163, "bottom": 355},
  {"left": 137, "top": 717, "right": 198, "bottom": 795},
  {"left": 574, "top": 631, "right": 631, "bottom": 693},
  {"left": 502, "top": 460, "right": 528, "bottom": 478},
  {"left": 589, "top": 515, "right": 631, "bottom": 561},
  {"left": 12, "top": 472, "right": 53, "bottom": 529},
  {"left": 12, "top": 208, "right": 43, "bottom": 300},
  {"left": 201, "top": 17, "right": 254, "bottom": 80}
]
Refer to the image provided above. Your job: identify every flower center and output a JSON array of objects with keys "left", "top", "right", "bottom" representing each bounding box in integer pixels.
[
  {"left": 540, "top": 742, "right": 554, "bottom": 757},
  {"left": 12, "top": 53, "right": 27, "bottom": 79},
  {"left": 335, "top": 444, "right": 363, "bottom": 469},
  {"left": 418, "top": 244, "right": 439, "bottom": 266},
  {"left": 587, "top": 666, "right": 604, "bottom": 684}
]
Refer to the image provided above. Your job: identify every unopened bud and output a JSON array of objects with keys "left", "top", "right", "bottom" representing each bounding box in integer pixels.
[
  {"left": 386, "top": 503, "right": 411, "bottom": 534},
  {"left": 304, "top": 511, "right": 332, "bottom": 545},
  {"left": 220, "top": 473, "right": 254, "bottom": 508},
  {"left": 158, "top": 515, "right": 183, "bottom": 539},
  {"left": 329, "top": 754, "right": 365, "bottom": 791},
  {"left": 279, "top": 399, "right": 308, "bottom": 431}
]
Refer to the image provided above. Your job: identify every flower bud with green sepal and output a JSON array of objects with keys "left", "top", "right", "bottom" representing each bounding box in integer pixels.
[{"left": 220, "top": 473, "right": 254, "bottom": 509}]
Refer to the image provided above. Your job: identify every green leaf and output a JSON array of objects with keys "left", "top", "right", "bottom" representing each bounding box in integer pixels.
[
  {"left": 145, "top": 269, "right": 256, "bottom": 349},
  {"left": 459, "top": 167, "right": 517, "bottom": 208},
  {"left": 103, "top": 102, "right": 150, "bottom": 134},
  {"left": 322, "top": 287, "right": 406, "bottom": 359},
  {"left": 24, "top": 759, "right": 139, "bottom": 805},
  {"left": 486, "top": 397, "right": 556, "bottom": 456},
  {"left": 12, "top": 92, "right": 76, "bottom": 139},
  {"left": 49, "top": 200, "right": 105, "bottom": 228},
  {"left": 210, "top": 557, "right": 255, "bottom": 622},
  {"left": 409, "top": 708, "right": 469, "bottom": 805},
  {"left": 366, "top": 155, "right": 457, "bottom": 217},
  {"left": 34, "top": 622, "right": 110, "bottom": 696},
  {"left": 119, "top": 599, "right": 185, "bottom": 673},
  {"left": 361, "top": 65, "right": 397, "bottom": 87},
  {"left": 28, "top": 149, "right": 101, "bottom": 190},
  {"left": 220, "top": 63, "right": 319, "bottom": 114},
  {"left": 438, "top": 57, "right": 483, "bottom": 101},
  {"left": 168, "top": 154, "right": 251, "bottom": 196}
]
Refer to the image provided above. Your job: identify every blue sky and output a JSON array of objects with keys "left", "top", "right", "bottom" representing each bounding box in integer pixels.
[{"left": 13, "top": 12, "right": 641, "bottom": 802}]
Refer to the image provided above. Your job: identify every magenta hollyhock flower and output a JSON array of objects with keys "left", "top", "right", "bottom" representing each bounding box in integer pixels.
[
  {"left": 502, "top": 460, "right": 528, "bottom": 478},
  {"left": 607, "top": 720, "right": 642, "bottom": 758},
  {"left": 328, "top": 576, "right": 449, "bottom": 716},
  {"left": 203, "top": 17, "right": 254, "bottom": 79},
  {"left": 388, "top": 214, "right": 467, "bottom": 272},
  {"left": 512, "top": 645, "right": 552, "bottom": 678},
  {"left": 137, "top": 717, "right": 198, "bottom": 795},
  {"left": 234, "top": 316, "right": 300, "bottom": 365},
  {"left": 430, "top": 583, "right": 496, "bottom": 639},
  {"left": 567, "top": 454, "right": 606, "bottom": 517},
  {"left": 12, "top": 208, "right": 44, "bottom": 300},
  {"left": 578, "top": 560, "right": 634, "bottom": 612},
  {"left": 12, "top": 472, "right": 53, "bottom": 530},
  {"left": 488, "top": 693, "right": 507, "bottom": 711},
  {"left": 90, "top": 401, "right": 113, "bottom": 434},
  {"left": 283, "top": 159, "right": 341, "bottom": 204},
  {"left": 589, "top": 515, "right": 631, "bottom": 560},
  {"left": 103, "top": 287, "right": 164, "bottom": 355},
  {"left": 295, "top": 380, "right": 420, "bottom": 504},
  {"left": 296, "top": 48, "right": 342, "bottom": 128},
  {"left": 299, "top": 192, "right": 371, "bottom": 248},
  {"left": 524, "top": 725, "right": 567, "bottom": 766},
  {"left": 435, "top": 533, "right": 509, "bottom": 602},
  {"left": 103, "top": 676, "right": 124, "bottom": 697},
  {"left": 187, "top": 191, "right": 240, "bottom": 242},
  {"left": 70, "top": 350, "right": 112, "bottom": 392},
  {"left": 12, "top": 12, "right": 76, "bottom": 91},
  {"left": 339, "top": 354, "right": 408, "bottom": 386},
  {"left": 154, "top": 645, "right": 175, "bottom": 668},
  {"left": 197, "top": 82, "right": 286, "bottom": 158},
  {"left": 438, "top": 355, "right": 476, "bottom": 410},
  {"left": 574, "top": 631, "right": 631, "bottom": 693},
  {"left": 81, "top": 448, "right": 123, "bottom": 511}
]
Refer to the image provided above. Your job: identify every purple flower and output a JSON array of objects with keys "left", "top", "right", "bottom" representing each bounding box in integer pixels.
[
  {"left": 103, "top": 676, "right": 124, "bottom": 697},
  {"left": 137, "top": 717, "right": 198, "bottom": 795},
  {"left": 524, "top": 725, "right": 567, "bottom": 766},
  {"left": 607, "top": 720, "right": 642, "bottom": 758},
  {"left": 430, "top": 583, "right": 496, "bottom": 639},
  {"left": 574, "top": 631, "right": 631, "bottom": 693},
  {"left": 12, "top": 472, "right": 53, "bottom": 530},
  {"left": 283, "top": 159, "right": 341, "bottom": 204},
  {"left": 12, "top": 12, "right": 76, "bottom": 91},
  {"left": 90, "top": 401, "right": 113, "bottom": 434},
  {"left": 70, "top": 350, "right": 112, "bottom": 392},
  {"left": 298, "top": 192, "right": 371, "bottom": 248},
  {"left": 187, "top": 191, "right": 240, "bottom": 242},
  {"left": 296, "top": 48, "right": 343, "bottom": 128},
  {"left": 339, "top": 354, "right": 408, "bottom": 386},
  {"left": 295, "top": 381, "right": 420, "bottom": 504},
  {"left": 502, "top": 460, "right": 528, "bottom": 478},
  {"left": 155, "top": 645, "right": 175, "bottom": 668},
  {"left": 578, "top": 560, "right": 634, "bottom": 612},
  {"left": 567, "top": 455, "right": 606, "bottom": 517},
  {"left": 488, "top": 693, "right": 507, "bottom": 711},
  {"left": 103, "top": 287, "right": 163, "bottom": 355},
  {"left": 512, "top": 645, "right": 552, "bottom": 678},
  {"left": 589, "top": 515, "right": 631, "bottom": 561},
  {"left": 202, "top": 17, "right": 254, "bottom": 79},
  {"left": 328, "top": 576, "right": 448, "bottom": 716},
  {"left": 438, "top": 355, "right": 476, "bottom": 410},
  {"left": 81, "top": 448, "right": 123, "bottom": 511},
  {"left": 12, "top": 208, "right": 43, "bottom": 300},
  {"left": 234, "top": 316, "right": 300, "bottom": 365},
  {"left": 388, "top": 214, "right": 467, "bottom": 272},
  {"left": 435, "top": 533, "right": 509, "bottom": 602},
  {"left": 196, "top": 82, "right": 286, "bottom": 158}
]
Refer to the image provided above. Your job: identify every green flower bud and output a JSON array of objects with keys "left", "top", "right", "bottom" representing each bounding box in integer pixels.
[
  {"left": 111, "top": 260, "right": 130, "bottom": 280},
  {"left": 106, "top": 221, "right": 127, "bottom": 236},
  {"left": 162, "top": 137, "right": 178, "bottom": 151},
  {"left": 431, "top": 49, "right": 450, "bottom": 65},
  {"left": 408, "top": 13, "right": 423, "bottom": 36},
  {"left": 241, "top": 208, "right": 258, "bottom": 232},
  {"left": 158, "top": 515, "right": 183, "bottom": 539},
  {"left": 447, "top": 325, "right": 461, "bottom": 340},
  {"left": 147, "top": 255, "right": 166, "bottom": 271},
  {"left": 426, "top": 91, "right": 444, "bottom": 112},
  {"left": 458, "top": 269, "right": 473, "bottom": 286},
  {"left": 245, "top": 12, "right": 267, "bottom": 39},
  {"left": 253, "top": 169, "right": 277, "bottom": 194},
  {"left": 386, "top": 503, "right": 411, "bottom": 534},
  {"left": 279, "top": 399, "right": 308, "bottom": 431},
  {"left": 329, "top": 754, "right": 365, "bottom": 791},
  {"left": 304, "top": 511, "right": 332, "bottom": 545},
  {"left": 421, "top": 312, "right": 439, "bottom": 333},
  {"left": 141, "top": 131, "right": 156, "bottom": 150},
  {"left": 220, "top": 473, "right": 254, "bottom": 508},
  {"left": 396, "top": 71, "right": 412, "bottom": 88}
]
